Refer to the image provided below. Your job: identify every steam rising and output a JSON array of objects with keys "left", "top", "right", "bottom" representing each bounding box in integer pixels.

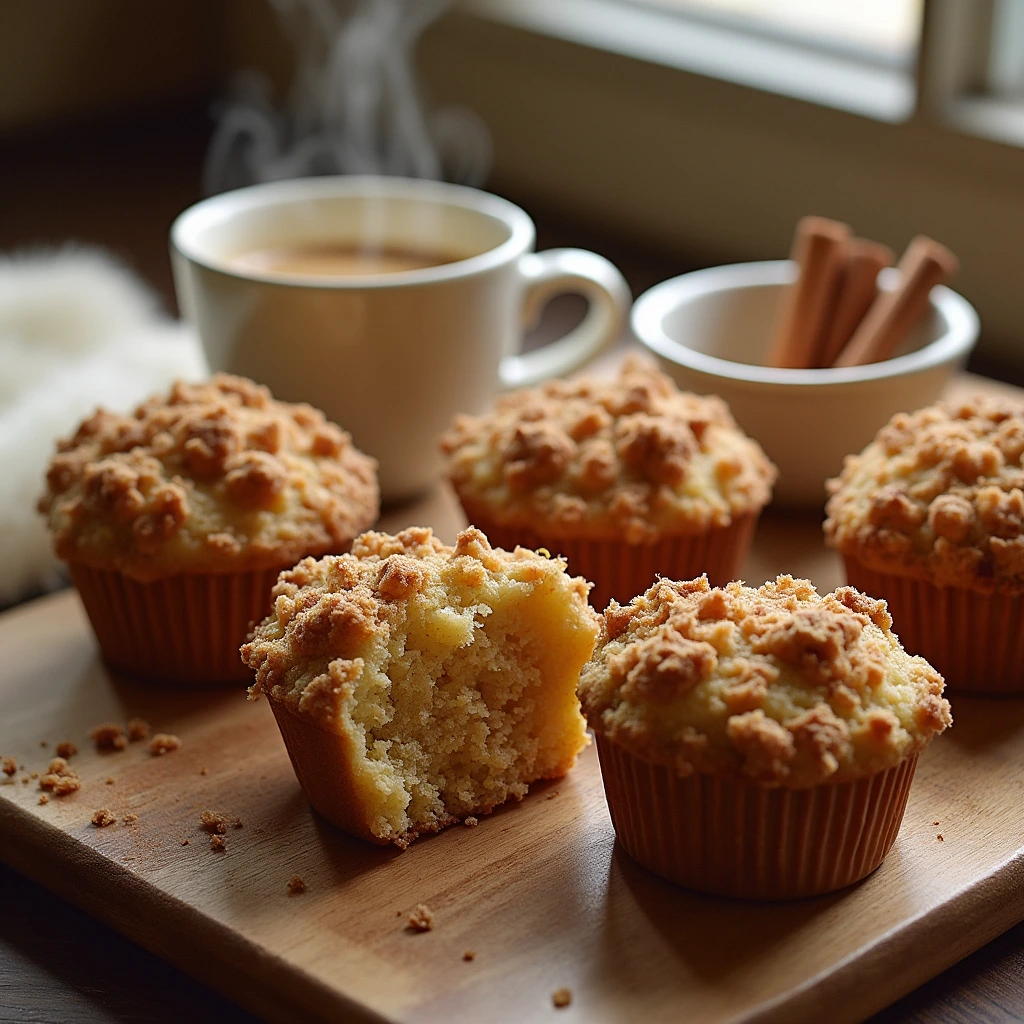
[{"left": 204, "top": 0, "right": 492, "bottom": 194}]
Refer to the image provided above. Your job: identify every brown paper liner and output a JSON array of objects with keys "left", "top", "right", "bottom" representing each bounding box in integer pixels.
[
  {"left": 459, "top": 510, "right": 757, "bottom": 611},
  {"left": 267, "top": 697, "right": 392, "bottom": 845},
  {"left": 69, "top": 562, "right": 286, "bottom": 686},
  {"left": 595, "top": 735, "right": 918, "bottom": 900},
  {"left": 843, "top": 557, "right": 1024, "bottom": 695}
]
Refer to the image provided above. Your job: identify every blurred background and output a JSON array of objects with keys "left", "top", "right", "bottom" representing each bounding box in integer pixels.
[
  {"left": 4, "top": 0, "right": 1024, "bottom": 610},
  {"left": 3, "top": 0, "right": 1022, "bottom": 373}
]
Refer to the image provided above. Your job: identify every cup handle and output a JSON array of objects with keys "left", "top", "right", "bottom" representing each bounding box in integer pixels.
[{"left": 499, "top": 249, "right": 631, "bottom": 389}]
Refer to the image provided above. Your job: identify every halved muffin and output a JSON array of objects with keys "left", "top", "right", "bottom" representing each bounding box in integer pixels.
[{"left": 241, "top": 526, "right": 599, "bottom": 847}]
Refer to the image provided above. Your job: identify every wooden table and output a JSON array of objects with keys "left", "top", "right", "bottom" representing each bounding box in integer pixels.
[{"left": 3, "top": 385, "right": 1024, "bottom": 1022}]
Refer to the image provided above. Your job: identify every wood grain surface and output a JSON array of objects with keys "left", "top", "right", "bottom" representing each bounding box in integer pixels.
[{"left": 2, "top": 457, "right": 1024, "bottom": 1024}]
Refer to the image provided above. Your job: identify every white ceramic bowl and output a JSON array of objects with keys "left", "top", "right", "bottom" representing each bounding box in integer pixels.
[{"left": 632, "top": 260, "right": 979, "bottom": 507}]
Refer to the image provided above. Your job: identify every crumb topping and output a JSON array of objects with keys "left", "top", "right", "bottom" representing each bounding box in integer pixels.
[
  {"left": 242, "top": 526, "right": 594, "bottom": 714},
  {"left": 579, "top": 575, "right": 950, "bottom": 787},
  {"left": 442, "top": 355, "right": 775, "bottom": 541},
  {"left": 406, "top": 904, "right": 434, "bottom": 932},
  {"left": 40, "top": 374, "right": 379, "bottom": 579},
  {"left": 826, "top": 396, "right": 1024, "bottom": 591}
]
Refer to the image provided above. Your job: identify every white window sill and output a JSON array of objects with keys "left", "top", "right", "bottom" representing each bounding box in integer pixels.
[{"left": 462, "top": 0, "right": 916, "bottom": 123}]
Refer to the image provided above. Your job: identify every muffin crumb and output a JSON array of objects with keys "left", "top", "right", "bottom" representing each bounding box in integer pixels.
[
  {"left": 210, "top": 834, "right": 226, "bottom": 852},
  {"left": 39, "top": 740, "right": 48, "bottom": 748},
  {"left": 180, "top": 838, "right": 190, "bottom": 846},
  {"left": 39, "top": 757, "right": 81, "bottom": 795},
  {"left": 463, "top": 816, "right": 479, "bottom": 828},
  {"left": 123, "top": 813, "right": 138, "bottom": 824},
  {"left": 38, "top": 794, "right": 49, "bottom": 805},
  {"left": 55, "top": 741, "right": 78, "bottom": 759},
  {"left": 91, "top": 723, "right": 127, "bottom": 751},
  {"left": 106, "top": 777, "right": 116, "bottom": 786},
  {"left": 287, "top": 875, "right": 307, "bottom": 895},
  {"left": 127, "top": 718, "right": 151, "bottom": 741},
  {"left": 150, "top": 733, "right": 181, "bottom": 756},
  {"left": 552, "top": 988, "right": 573, "bottom": 1009},
  {"left": 406, "top": 904, "right": 434, "bottom": 932},
  {"left": 1, "top": 757, "right": 16, "bottom": 776},
  {"left": 91, "top": 808, "right": 116, "bottom": 827},
  {"left": 937, "top": 834, "right": 944, "bottom": 842},
  {"left": 463, "top": 950, "right": 476, "bottom": 962},
  {"left": 199, "top": 810, "right": 229, "bottom": 834}
]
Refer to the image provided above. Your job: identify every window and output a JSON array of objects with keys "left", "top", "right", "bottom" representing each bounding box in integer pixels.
[
  {"left": 626, "top": 0, "right": 923, "bottom": 68},
  {"left": 428, "top": 0, "right": 1024, "bottom": 367}
]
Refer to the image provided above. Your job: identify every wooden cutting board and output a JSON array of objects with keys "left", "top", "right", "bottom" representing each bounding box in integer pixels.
[{"left": 3, "top": 378, "right": 1024, "bottom": 1024}]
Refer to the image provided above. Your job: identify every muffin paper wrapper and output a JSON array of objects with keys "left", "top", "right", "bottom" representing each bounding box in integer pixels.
[
  {"left": 266, "top": 697, "right": 391, "bottom": 845},
  {"left": 844, "top": 557, "right": 1024, "bottom": 695},
  {"left": 70, "top": 562, "right": 285, "bottom": 686},
  {"left": 460, "top": 511, "right": 757, "bottom": 611},
  {"left": 595, "top": 735, "right": 917, "bottom": 900}
]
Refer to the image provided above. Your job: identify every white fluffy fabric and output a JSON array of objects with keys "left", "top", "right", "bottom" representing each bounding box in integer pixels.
[{"left": 0, "top": 248, "right": 206, "bottom": 606}]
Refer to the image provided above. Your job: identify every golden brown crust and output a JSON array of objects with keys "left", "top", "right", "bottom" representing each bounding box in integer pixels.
[
  {"left": 825, "top": 395, "right": 1024, "bottom": 592},
  {"left": 242, "top": 526, "right": 593, "bottom": 711},
  {"left": 40, "top": 374, "right": 379, "bottom": 580},
  {"left": 578, "top": 575, "right": 950, "bottom": 787},
  {"left": 442, "top": 355, "right": 776, "bottom": 542}
]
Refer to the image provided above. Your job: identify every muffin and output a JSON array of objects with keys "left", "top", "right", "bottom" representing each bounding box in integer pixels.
[
  {"left": 826, "top": 396, "right": 1024, "bottom": 693},
  {"left": 442, "top": 356, "right": 776, "bottom": 611},
  {"left": 241, "top": 526, "right": 599, "bottom": 847},
  {"left": 579, "top": 575, "right": 950, "bottom": 899},
  {"left": 39, "top": 374, "right": 378, "bottom": 684}
]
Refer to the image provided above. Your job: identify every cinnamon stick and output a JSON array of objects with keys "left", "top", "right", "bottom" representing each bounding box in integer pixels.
[
  {"left": 815, "top": 239, "right": 895, "bottom": 367},
  {"left": 767, "top": 216, "right": 851, "bottom": 369},
  {"left": 833, "top": 236, "right": 958, "bottom": 368}
]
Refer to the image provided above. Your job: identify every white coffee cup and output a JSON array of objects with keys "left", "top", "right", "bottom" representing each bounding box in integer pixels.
[{"left": 170, "top": 176, "right": 630, "bottom": 500}]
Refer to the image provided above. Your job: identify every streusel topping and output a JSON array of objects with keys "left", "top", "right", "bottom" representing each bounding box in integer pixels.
[
  {"left": 826, "top": 396, "right": 1024, "bottom": 591},
  {"left": 579, "top": 575, "right": 949, "bottom": 787},
  {"left": 441, "top": 356, "right": 776, "bottom": 542},
  {"left": 243, "top": 526, "right": 595, "bottom": 715},
  {"left": 39, "top": 374, "right": 378, "bottom": 579}
]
